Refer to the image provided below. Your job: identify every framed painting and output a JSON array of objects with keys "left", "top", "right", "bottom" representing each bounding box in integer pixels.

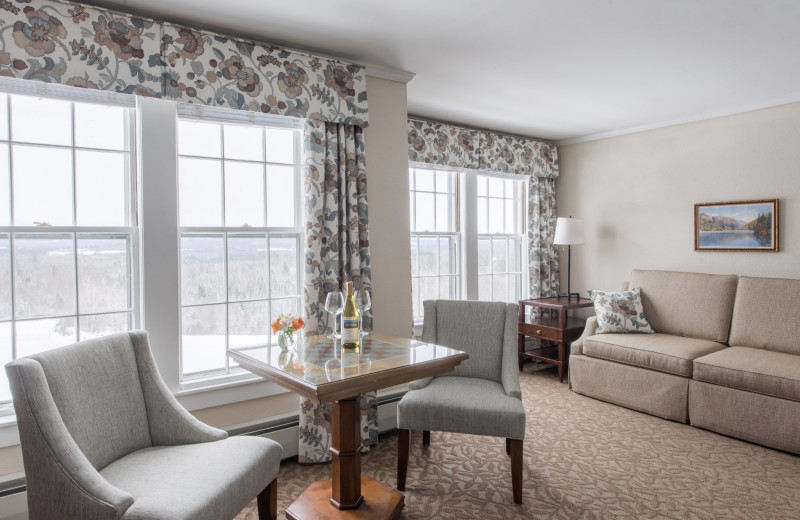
[{"left": 694, "top": 199, "right": 778, "bottom": 252}]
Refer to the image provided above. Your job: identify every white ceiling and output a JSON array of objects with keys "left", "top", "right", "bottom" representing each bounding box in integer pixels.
[{"left": 91, "top": 0, "right": 800, "bottom": 143}]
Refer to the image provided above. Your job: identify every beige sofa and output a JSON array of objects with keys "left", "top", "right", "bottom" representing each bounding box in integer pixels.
[{"left": 570, "top": 269, "right": 800, "bottom": 455}]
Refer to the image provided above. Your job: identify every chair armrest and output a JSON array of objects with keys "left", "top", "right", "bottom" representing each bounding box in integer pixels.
[
  {"left": 501, "top": 303, "right": 522, "bottom": 400},
  {"left": 408, "top": 377, "right": 433, "bottom": 390},
  {"left": 571, "top": 316, "right": 598, "bottom": 356},
  {"left": 6, "top": 361, "right": 134, "bottom": 519},
  {"left": 129, "top": 332, "right": 227, "bottom": 445}
]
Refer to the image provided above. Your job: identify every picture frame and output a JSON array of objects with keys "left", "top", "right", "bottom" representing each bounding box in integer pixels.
[{"left": 694, "top": 199, "right": 778, "bottom": 252}]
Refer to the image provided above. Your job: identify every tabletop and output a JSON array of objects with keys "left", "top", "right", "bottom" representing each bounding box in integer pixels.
[{"left": 228, "top": 332, "right": 468, "bottom": 403}]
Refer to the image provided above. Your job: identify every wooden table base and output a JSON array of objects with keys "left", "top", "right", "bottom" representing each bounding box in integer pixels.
[{"left": 285, "top": 476, "right": 404, "bottom": 520}]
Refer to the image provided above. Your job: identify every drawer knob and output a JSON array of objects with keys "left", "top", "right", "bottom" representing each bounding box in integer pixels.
[{"left": 536, "top": 329, "right": 541, "bottom": 335}]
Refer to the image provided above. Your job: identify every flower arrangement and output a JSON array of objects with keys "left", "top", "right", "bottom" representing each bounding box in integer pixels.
[{"left": 272, "top": 313, "right": 305, "bottom": 348}]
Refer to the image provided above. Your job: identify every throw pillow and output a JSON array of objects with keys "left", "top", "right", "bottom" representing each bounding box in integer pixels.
[{"left": 588, "top": 287, "right": 655, "bottom": 334}]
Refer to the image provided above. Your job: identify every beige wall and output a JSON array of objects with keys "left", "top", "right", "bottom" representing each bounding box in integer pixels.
[
  {"left": 363, "top": 76, "right": 414, "bottom": 338},
  {"left": 0, "top": 446, "right": 22, "bottom": 477},
  {"left": 557, "top": 101, "right": 800, "bottom": 295}
]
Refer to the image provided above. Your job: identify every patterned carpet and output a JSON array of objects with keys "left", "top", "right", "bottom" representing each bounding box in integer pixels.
[{"left": 235, "top": 365, "right": 800, "bottom": 519}]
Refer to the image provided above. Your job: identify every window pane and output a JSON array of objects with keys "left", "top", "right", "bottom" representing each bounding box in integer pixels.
[
  {"left": 0, "top": 94, "right": 7, "bottom": 141},
  {"left": 439, "top": 238, "right": 453, "bottom": 275},
  {"left": 415, "top": 193, "right": 434, "bottom": 232},
  {"left": 0, "top": 144, "right": 9, "bottom": 226},
  {"left": 488, "top": 198, "right": 503, "bottom": 234},
  {"left": 415, "top": 169, "right": 434, "bottom": 192},
  {"left": 78, "top": 235, "right": 130, "bottom": 314},
  {"left": 477, "top": 238, "right": 491, "bottom": 275},
  {"left": 16, "top": 317, "right": 76, "bottom": 357},
  {"left": 265, "top": 128, "right": 294, "bottom": 164},
  {"left": 266, "top": 165, "right": 295, "bottom": 227},
  {"left": 79, "top": 312, "right": 130, "bottom": 341},
  {"left": 419, "top": 277, "right": 438, "bottom": 305},
  {"left": 11, "top": 96, "right": 71, "bottom": 146},
  {"left": 408, "top": 168, "right": 415, "bottom": 191},
  {"left": 179, "top": 158, "right": 222, "bottom": 227},
  {"left": 75, "top": 150, "right": 127, "bottom": 226},
  {"left": 505, "top": 179, "right": 517, "bottom": 198},
  {"left": 411, "top": 278, "right": 419, "bottom": 319},
  {"left": 14, "top": 234, "right": 75, "bottom": 318},
  {"left": 74, "top": 103, "right": 127, "bottom": 151},
  {"left": 229, "top": 300, "right": 270, "bottom": 349},
  {"left": 270, "top": 236, "right": 298, "bottom": 297},
  {"left": 508, "top": 238, "right": 521, "bottom": 272},
  {"left": 435, "top": 194, "right": 449, "bottom": 232},
  {"left": 180, "top": 235, "right": 225, "bottom": 305},
  {"left": 12, "top": 146, "right": 73, "bottom": 226},
  {"left": 504, "top": 199, "right": 514, "bottom": 234},
  {"left": 418, "top": 237, "right": 437, "bottom": 276},
  {"left": 178, "top": 120, "right": 221, "bottom": 158},
  {"left": 492, "top": 238, "right": 508, "bottom": 273},
  {"left": 514, "top": 199, "right": 523, "bottom": 234},
  {"left": 439, "top": 277, "right": 454, "bottom": 300},
  {"left": 493, "top": 274, "right": 507, "bottom": 302},
  {"left": 435, "top": 170, "right": 450, "bottom": 193},
  {"left": 488, "top": 177, "right": 503, "bottom": 197},
  {"left": 410, "top": 237, "right": 418, "bottom": 277},
  {"left": 0, "top": 234, "right": 9, "bottom": 320},
  {"left": 479, "top": 274, "right": 491, "bottom": 301},
  {"left": 224, "top": 124, "right": 263, "bottom": 161},
  {"left": 408, "top": 192, "right": 415, "bottom": 230},
  {"left": 228, "top": 234, "right": 268, "bottom": 301},
  {"left": 182, "top": 304, "right": 226, "bottom": 374},
  {"left": 225, "top": 161, "right": 265, "bottom": 227},
  {"left": 477, "top": 198, "right": 487, "bottom": 234},
  {"left": 0, "top": 322, "right": 11, "bottom": 403}
]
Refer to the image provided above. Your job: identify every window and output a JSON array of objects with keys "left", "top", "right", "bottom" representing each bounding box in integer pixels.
[
  {"left": 409, "top": 165, "right": 527, "bottom": 324},
  {"left": 409, "top": 167, "right": 459, "bottom": 322},
  {"left": 177, "top": 114, "right": 302, "bottom": 380},
  {"left": 0, "top": 92, "right": 137, "bottom": 407},
  {"left": 477, "top": 175, "right": 526, "bottom": 302}
]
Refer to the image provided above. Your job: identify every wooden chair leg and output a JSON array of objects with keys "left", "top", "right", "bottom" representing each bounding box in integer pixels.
[
  {"left": 510, "top": 439, "right": 523, "bottom": 504},
  {"left": 422, "top": 429, "right": 430, "bottom": 447},
  {"left": 506, "top": 438, "right": 511, "bottom": 455},
  {"left": 257, "top": 477, "right": 278, "bottom": 520},
  {"left": 397, "top": 428, "right": 410, "bottom": 491}
]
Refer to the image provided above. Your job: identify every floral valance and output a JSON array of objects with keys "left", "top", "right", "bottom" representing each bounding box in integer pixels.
[
  {"left": 408, "top": 118, "right": 557, "bottom": 178},
  {"left": 0, "top": 0, "right": 369, "bottom": 126}
]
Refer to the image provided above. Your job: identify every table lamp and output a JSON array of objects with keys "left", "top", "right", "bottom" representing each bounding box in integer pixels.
[{"left": 554, "top": 217, "right": 584, "bottom": 300}]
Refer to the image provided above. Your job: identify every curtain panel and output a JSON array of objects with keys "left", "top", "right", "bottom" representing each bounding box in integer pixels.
[
  {"left": 0, "top": 0, "right": 369, "bottom": 126},
  {"left": 407, "top": 118, "right": 560, "bottom": 303},
  {"left": 300, "top": 119, "right": 376, "bottom": 463}
]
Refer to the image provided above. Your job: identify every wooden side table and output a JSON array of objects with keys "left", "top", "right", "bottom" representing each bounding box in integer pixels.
[{"left": 518, "top": 297, "right": 594, "bottom": 382}]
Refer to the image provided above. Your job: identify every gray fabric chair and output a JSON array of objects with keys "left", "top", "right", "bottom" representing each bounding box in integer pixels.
[
  {"left": 397, "top": 300, "right": 525, "bottom": 504},
  {"left": 5, "top": 331, "right": 282, "bottom": 520}
]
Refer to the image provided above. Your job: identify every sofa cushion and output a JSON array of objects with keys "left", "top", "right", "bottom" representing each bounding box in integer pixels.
[
  {"left": 728, "top": 276, "right": 800, "bottom": 355},
  {"left": 584, "top": 333, "right": 726, "bottom": 377},
  {"left": 628, "top": 270, "right": 738, "bottom": 342},
  {"left": 588, "top": 288, "right": 654, "bottom": 334},
  {"left": 693, "top": 347, "right": 800, "bottom": 403}
]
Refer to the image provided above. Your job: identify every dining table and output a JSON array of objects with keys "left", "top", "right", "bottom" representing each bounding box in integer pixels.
[{"left": 228, "top": 331, "right": 469, "bottom": 520}]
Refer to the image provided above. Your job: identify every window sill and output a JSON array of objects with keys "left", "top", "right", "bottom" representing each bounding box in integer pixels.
[
  {"left": 0, "top": 414, "right": 19, "bottom": 449},
  {"left": 174, "top": 374, "right": 291, "bottom": 412}
]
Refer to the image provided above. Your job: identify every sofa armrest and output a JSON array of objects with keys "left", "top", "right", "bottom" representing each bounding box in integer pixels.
[
  {"left": 6, "top": 361, "right": 134, "bottom": 520},
  {"left": 571, "top": 316, "right": 599, "bottom": 356},
  {"left": 129, "top": 331, "right": 227, "bottom": 445}
]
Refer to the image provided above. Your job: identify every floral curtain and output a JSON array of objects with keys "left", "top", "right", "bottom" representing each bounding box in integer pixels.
[
  {"left": 407, "top": 117, "right": 560, "bottom": 307},
  {"left": 300, "top": 119, "right": 376, "bottom": 463},
  {"left": 0, "top": 0, "right": 369, "bottom": 126}
]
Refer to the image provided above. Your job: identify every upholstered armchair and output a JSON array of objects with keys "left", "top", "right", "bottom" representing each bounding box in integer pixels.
[
  {"left": 397, "top": 300, "right": 526, "bottom": 504},
  {"left": 5, "top": 331, "right": 282, "bottom": 520}
]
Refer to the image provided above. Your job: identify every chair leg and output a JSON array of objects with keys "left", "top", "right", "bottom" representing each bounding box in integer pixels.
[
  {"left": 397, "top": 428, "right": 410, "bottom": 491},
  {"left": 422, "top": 429, "right": 430, "bottom": 447},
  {"left": 506, "top": 438, "right": 511, "bottom": 455},
  {"left": 257, "top": 477, "right": 278, "bottom": 520},
  {"left": 510, "top": 439, "right": 523, "bottom": 504}
]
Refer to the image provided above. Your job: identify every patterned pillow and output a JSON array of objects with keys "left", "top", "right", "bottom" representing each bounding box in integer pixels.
[{"left": 588, "top": 288, "right": 655, "bottom": 334}]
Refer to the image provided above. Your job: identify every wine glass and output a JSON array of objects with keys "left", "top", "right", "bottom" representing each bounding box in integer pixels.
[
  {"left": 324, "top": 291, "right": 344, "bottom": 339},
  {"left": 353, "top": 289, "right": 372, "bottom": 336}
]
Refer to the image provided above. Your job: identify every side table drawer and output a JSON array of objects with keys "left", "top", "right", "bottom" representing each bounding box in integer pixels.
[{"left": 519, "top": 322, "right": 560, "bottom": 341}]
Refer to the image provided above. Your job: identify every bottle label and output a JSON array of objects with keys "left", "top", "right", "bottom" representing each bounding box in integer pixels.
[{"left": 342, "top": 317, "right": 359, "bottom": 344}]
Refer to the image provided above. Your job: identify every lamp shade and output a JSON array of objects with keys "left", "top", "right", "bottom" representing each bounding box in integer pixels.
[{"left": 553, "top": 217, "right": 585, "bottom": 245}]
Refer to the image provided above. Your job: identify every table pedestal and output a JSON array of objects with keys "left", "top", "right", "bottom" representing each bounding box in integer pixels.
[{"left": 285, "top": 397, "right": 404, "bottom": 520}]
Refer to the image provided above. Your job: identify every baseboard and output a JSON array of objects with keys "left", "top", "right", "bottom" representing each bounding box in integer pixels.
[{"left": 0, "top": 399, "right": 401, "bottom": 520}]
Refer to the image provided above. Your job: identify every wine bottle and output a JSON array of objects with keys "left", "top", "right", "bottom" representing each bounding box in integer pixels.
[{"left": 341, "top": 281, "right": 360, "bottom": 349}]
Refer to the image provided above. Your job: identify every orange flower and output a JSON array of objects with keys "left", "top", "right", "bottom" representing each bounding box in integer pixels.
[
  {"left": 271, "top": 319, "right": 281, "bottom": 334},
  {"left": 292, "top": 317, "right": 305, "bottom": 331}
]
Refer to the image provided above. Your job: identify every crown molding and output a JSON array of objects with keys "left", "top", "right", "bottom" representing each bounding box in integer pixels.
[
  {"left": 365, "top": 65, "right": 415, "bottom": 83},
  {"left": 557, "top": 93, "right": 800, "bottom": 147}
]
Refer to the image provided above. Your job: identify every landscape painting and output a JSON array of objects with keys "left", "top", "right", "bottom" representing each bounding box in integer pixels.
[{"left": 695, "top": 199, "right": 778, "bottom": 252}]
